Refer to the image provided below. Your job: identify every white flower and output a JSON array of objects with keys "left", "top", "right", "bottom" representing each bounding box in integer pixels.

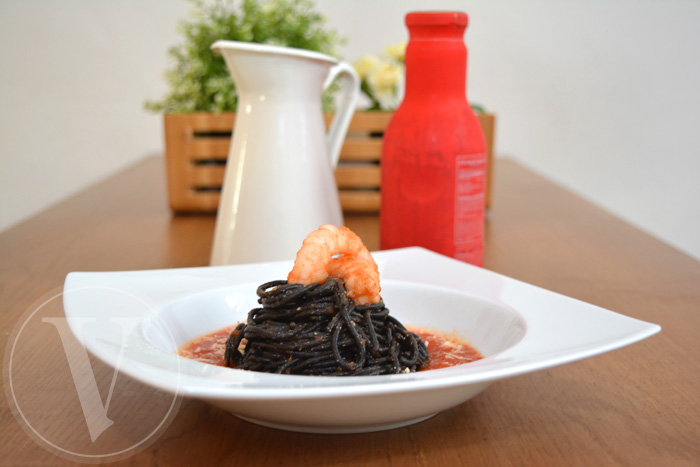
[
  {"left": 367, "top": 60, "right": 403, "bottom": 109},
  {"left": 385, "top": 42, "right": 406, "bottom": 63},
  {"left": 353, "top": 55, "right": 381, "bottom": 80},
  {"left": 355, "top": 43, "right": 406, "bottom": 110}
]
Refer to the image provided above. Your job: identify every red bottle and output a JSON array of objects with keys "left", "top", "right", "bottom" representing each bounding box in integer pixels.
[{"left": 380, "top": 11, "right": 487, "bottom": 266}]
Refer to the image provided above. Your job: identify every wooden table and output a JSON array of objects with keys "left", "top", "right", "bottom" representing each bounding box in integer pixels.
[{"left": 1, "top": 157, "right": 698, "bottom": 465}]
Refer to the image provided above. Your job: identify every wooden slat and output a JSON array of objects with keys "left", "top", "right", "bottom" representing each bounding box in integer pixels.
[
  {"left": 348, "top": 111, "right": 393, "bottom": 132},
  {"left": 181, "top": 112, "right": 236, "bottom": 132},
  {"left": 338, "top": 190, "right": 381, "bottom": 212},
  {"left": 338, "top": 139, "right": 383, "bottom": 161},
  {"left": 184, "top": 139, "right": 230, "bottom": 159},
  {"left": 335, "top": 165, "right": 381, "bottom": 189},
  {"left": 324, "top": 111, "right": 393, "bottom": 132},
  {"left": 188, "top": 165, "right": 225, "bottom": 187},
  {"left": 163, "top": 114, "right": 191, "bottom": 211},
  {"left": 181, "top": 191, "right": 220, "bottom": 211}
]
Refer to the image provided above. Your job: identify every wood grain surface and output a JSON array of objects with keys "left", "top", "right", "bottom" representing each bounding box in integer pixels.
[{"left": 1, "top": 157, "right": 698, "bottom": 466}]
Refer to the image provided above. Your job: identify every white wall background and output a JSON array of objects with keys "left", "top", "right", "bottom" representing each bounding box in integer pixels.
[{"left": 1, "top": 0, "right": 699, "bottom": 260}]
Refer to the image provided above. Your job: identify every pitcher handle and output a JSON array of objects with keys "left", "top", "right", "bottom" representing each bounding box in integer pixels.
[{"left": 323, "top": 62, "right": 360, "bottom": 167}]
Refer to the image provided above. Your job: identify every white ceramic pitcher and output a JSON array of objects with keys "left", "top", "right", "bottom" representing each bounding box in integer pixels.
[{"left": 209, "top": 41, "right": 360, "bottom": 265}]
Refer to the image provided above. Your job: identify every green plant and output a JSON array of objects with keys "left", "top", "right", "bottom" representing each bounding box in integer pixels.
[{"left": 145, "top": 0, "right": 344, "bottom": 113}]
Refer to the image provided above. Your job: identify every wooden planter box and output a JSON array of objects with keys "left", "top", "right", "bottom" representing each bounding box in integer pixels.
[{"left": 164, "top": 111, "right": 495, "bottom": 213}]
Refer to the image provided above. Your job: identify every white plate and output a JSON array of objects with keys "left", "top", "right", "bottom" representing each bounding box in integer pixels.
[{"left": 63, "top": 247, "right": 660, "bottom": 433}]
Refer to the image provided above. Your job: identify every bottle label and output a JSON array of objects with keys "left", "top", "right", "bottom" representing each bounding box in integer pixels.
[{"left": 454, "top": 154, "right": 486, "bottom": 260}]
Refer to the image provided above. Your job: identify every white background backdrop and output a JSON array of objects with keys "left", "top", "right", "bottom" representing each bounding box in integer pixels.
[{"left": 1, "top": 0, "right": 699, "bottom": 260}]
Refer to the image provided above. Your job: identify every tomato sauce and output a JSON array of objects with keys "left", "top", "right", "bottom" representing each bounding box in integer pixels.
[
  {"left": 177, "top": 325, "right": 236, "bottom": 367},
  {"left": 178, "top": 325, "right": 483, "bottom": 371},
  {"left": 410, "top": 328, "right": 483, "bottom": 370}
]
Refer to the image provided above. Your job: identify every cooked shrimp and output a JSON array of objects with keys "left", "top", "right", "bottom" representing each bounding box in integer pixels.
[
  {"left": 326, "top": 255, "right": 380, "bottom": 305},
  {"left": 287, "top": 225, "right": 381, "bottom": 305}
]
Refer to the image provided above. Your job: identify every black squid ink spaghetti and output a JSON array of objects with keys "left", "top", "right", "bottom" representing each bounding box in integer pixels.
[{"left": 224, "top": 277, "right": 429, "bottom": 376}]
